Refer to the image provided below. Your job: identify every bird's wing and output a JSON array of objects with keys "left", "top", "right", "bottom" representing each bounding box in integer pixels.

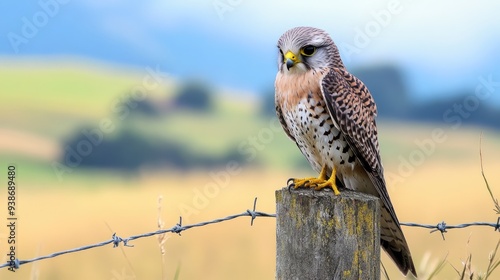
[
  {"left": 320, "top": 68, "right": 417, "bottom": 275},
  {"left": 319, "top": 67, "right": 397, "bottom": 223},
  {"left": 320, "top": 67, "right": 416, "bottom": 276}
]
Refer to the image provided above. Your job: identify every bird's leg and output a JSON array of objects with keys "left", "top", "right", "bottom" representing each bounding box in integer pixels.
[
  {"left": 288, "top": 165, "right": 340, "bottom": 195},
  {"left": 314, "top": 165, "right": 340, "bottom": 195}
]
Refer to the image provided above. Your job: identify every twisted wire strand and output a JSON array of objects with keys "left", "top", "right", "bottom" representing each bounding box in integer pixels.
[{"left": 0, "top": 198, "right": 275, "bottom": 269}]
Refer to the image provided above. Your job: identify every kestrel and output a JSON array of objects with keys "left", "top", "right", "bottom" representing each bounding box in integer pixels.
[{"left": 274, "top": 26, "right": 416, "bottom": 276}]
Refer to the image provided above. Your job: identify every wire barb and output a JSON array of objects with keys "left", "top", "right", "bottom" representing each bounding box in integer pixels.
[
  {"left": 112, "top": 233, "right": 121, "bottom": 248},
  {"left": 111, "top": 233, "right": 134, "bottom": 248},
  {"left": 430, "top": 221, "right": 447, "bottom": 240},
  {"left": 247, "top": 197, "right": 258, "bottom": 226},
  {"left": 9, "top": 259, "right": 20, "bottom": 269},
  {"left": 172, "top": 216, "right": 184, "bottom": 235}
]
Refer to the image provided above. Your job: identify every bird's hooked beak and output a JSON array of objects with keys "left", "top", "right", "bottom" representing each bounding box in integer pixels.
[{"left": 284, "top": 51, "right": 300, "bottom": 70}]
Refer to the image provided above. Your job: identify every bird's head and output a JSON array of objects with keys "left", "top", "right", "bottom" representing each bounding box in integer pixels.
[{"left": 276, "top": 26, "right": 344, "bottom": 75}]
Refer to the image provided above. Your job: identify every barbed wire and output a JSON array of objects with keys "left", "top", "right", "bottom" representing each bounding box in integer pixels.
[
  {"left": 401, "top": 217, "right": 500, "bottom": 240},
  {"left": 1, "top": 197, "right": 499, "bottom": 270},
  {"left": 0, "top": 198, "right": 274, "bottom": 270}
]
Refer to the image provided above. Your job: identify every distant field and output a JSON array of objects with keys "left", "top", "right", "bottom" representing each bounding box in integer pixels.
[
  {"left": 1, "top": 62, "right": 500, "bottom": 279},
  {"left": 0, "top": 164, "right": 499, "bottom": 280}
]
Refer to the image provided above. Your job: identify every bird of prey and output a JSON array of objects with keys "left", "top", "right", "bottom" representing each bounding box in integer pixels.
[{"left": 274, "top": 26, "right": 417, "bottom": 276}]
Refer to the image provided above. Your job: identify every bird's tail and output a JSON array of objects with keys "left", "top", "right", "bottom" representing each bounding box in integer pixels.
[{"left": 380, "top": 205, "right": 417, "bottom": 277}]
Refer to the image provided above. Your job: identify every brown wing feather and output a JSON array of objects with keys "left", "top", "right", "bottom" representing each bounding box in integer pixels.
[{"left": 320, "top": 68, "right": 417, "bottom": 276}]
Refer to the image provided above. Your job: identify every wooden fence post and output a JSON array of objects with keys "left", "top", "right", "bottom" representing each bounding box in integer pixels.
[{"left": 276, "top": 188, "right": 380, "bottom": 280}]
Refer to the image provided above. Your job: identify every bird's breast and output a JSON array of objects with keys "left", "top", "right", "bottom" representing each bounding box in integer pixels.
[
  {"left": 275, "top": 69, "right": 327, "bottom": 111},
  {"left": 292, "top": 97, "right": 355, "bottom": 169},
  {"left": 276, "top": 70, "right": 372, "bottom": 193}
]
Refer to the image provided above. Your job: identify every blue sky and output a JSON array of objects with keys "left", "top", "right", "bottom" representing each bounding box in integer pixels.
[{"left": 1, "top": 0, "right": 500, "bottom": 102}]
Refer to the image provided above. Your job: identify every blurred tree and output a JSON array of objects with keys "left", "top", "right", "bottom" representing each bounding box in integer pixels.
[
  {"left": 352, "top": 64, "right": 410, "bottom": 119},
  {"left": 173, "top": 79, "right": 214, "bottom": 112},
  {"left": 61, "top": 126, "right": 249, "bottom": 171},
  {"left": 408, "top": 91, "right": 500, "bottom": 130},
  {"left": 133, "top": 98, "right": 162, "bottom": 117}
]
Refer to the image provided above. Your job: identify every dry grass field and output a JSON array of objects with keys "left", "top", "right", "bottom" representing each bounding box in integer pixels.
[{"left": 1, "top": 145, "right": 500, "bottom": 280}]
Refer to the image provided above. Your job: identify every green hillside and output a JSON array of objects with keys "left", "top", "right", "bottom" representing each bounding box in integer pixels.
[{"left": 0, "top": 62, "right": 304, "bottom": 182}]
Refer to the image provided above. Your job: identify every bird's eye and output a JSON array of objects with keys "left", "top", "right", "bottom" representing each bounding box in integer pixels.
[{"left": 300, "top": 45, "right": 316, "bottom": 56}]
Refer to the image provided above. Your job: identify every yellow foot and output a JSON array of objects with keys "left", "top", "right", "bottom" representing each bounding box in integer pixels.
[
  {"left": 287, "top": 177, "right": 323, "bottom": 189},
  {"left": 287, "top": 165, "right": 341, "bottom": 195}
]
